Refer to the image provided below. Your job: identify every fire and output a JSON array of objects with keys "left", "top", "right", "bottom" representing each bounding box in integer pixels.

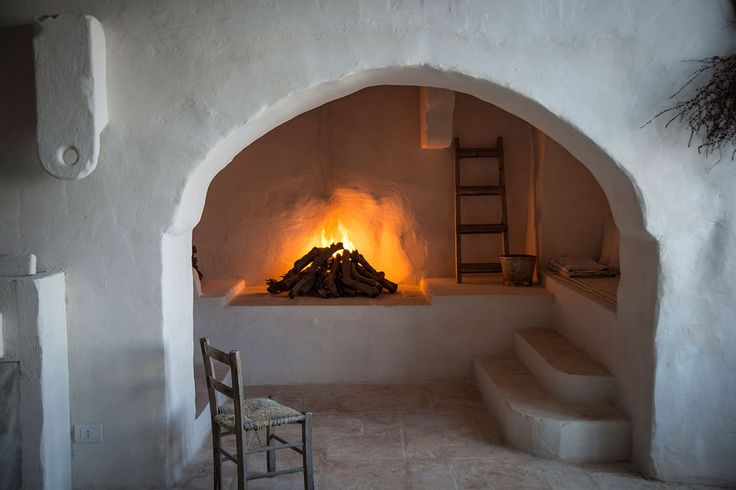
[
  {"left": 319, "top": 220, "right": 356, "bottom": 251},
  {"left": 286, "top": 189, "right": 420, "bottom": 284}
]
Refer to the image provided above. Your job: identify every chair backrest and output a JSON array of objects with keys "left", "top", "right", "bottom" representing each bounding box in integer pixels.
[{"left": 199, "top": 337, "right": 246, "bottom": 430}]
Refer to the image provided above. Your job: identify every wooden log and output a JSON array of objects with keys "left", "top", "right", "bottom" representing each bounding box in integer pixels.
[
  {"left": 325, "top": 257, "right": 339, "bottom": 297},
  {"left": 352, "top": 251, "right": 398, "bottom": 293},
  {"left": 266, "top": 278, "right": 285, "bottom": 294},
  {"left": 340, "top": 252, "right": 380, "bottom": 297},
  {"left": 351, "top": 262, "right": 382, "bottom": 291},
  {"left": 339, "top": 251, "right": 350, "bottom": 278},
  {"left": 284, "top": 247, "right": 320, "bottom": 278},
  {"left": 376, "top": 273, "right": 399, "bottom": 294},
  {"left": 355, "top": 265, "right": 379, "bottom": 281},
  {"left": 316, "top": 283, "right": 330, "bottom": 298},
  {"left": 355, "top": 265, "right": 396, "bottom": 293},
  {"left": 268, "top": 244, "right": 395, "bottom": 298},
  {"left": 353, "top": 250, "right": 378, "bottom": 274},
  {"left": 288, "top": 274, "right": 313, "bottom": 298},
  {"left": 288, "top": 243, "right": 343, "bottom": 298},
  {"left": 266, "top": 271, "right": 303, "bottom": 294},
  {"left": 342, "top": 278, "right": 379, "bottom": 297},
  {"left": 267, "top": 246, "right": 322, "bottom": 293}
]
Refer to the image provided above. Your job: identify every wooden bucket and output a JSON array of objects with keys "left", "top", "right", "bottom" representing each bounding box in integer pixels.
[{"left": 500, "top": 254, "right": 536, "bottom": 287}]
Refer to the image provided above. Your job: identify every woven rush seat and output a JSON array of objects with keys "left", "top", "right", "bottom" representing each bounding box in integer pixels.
[{"left": 216, "top": 398, "right": 306, "bottom": 431}]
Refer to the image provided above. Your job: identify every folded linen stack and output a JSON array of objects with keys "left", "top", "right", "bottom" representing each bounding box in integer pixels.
[{"left": 547, "top": 256, "right": 616, "bottom": 278}]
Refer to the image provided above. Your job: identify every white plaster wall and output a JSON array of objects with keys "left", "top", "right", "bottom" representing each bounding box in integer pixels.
[
  {"left": 537, "top": 136, "right": 612, "bottom": 267},
  {"left": 452, "top": 92, "right": 533, "bottom": 259},
  {"left": 0, "top": 1, "right": 734, "bottom": 487},
  {"left": 194, "top": 285, "right": 554, "bottom": 384},
  {"left": 161, "top": 232, "right": 196, "bottom": 485}
]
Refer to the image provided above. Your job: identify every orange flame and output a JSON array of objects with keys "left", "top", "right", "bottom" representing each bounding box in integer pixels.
[
  {"left": 289, "top": 189, "right": 418, "bottom": 284},
  {"left": 319, "top": 220, "right": 356, "bottom": 251}
]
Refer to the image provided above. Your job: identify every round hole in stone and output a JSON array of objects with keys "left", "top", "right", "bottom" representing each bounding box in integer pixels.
[{"left": 60, "top": 146, "right": 79, "bottom": 166}]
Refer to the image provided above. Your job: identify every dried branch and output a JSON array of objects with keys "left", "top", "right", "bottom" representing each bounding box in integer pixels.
[{"left": 645, "top": 55, "right": 736, "bottom": 161}]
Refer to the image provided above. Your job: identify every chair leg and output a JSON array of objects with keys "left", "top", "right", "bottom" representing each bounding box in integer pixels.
[
  {"left": 302, "top": 413, "right": 315, "bottom": 490},
  {"left": 212, "top": 428, "right": 222, "bottom": 490},
  {"left": 236, "top": 430, "right": 249, "bottom": 490},
  {"left": 266, "top": 427, "right": 276, "bottom": 473}
]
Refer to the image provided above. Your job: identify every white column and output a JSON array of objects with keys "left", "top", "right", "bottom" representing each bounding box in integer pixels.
[{"left": 0, "top": 257, "right": 71, "bottom": 490}]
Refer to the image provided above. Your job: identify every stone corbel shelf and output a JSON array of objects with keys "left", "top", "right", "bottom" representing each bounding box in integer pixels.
[{"left": 195, "top": 275, "right": 548, "bottom": 307}]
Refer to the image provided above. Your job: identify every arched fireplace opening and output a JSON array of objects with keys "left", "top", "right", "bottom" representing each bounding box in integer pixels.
[
  {"left": 193, "top": 85, "right": 618, "bottom": 305},
  {"left": 189, "top": 82, "right": 625, "bottom": 404},
  {"left": 165, "top": 67, "right": 658, "bottom": 476}
]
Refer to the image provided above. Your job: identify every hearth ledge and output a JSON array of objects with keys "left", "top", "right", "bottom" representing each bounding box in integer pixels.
[{"left": 196, "top": 276, "right": 551, "bottom": 307}]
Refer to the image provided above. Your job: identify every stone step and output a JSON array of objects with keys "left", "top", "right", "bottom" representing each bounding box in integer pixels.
[
  {"left": 514, "top": 327, "right": 615, "bottom": 406},
  {"left": 474, "top": 357, "right": 630, "bottom": 462}
]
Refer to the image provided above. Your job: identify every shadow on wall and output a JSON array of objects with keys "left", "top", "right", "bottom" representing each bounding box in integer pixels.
[{"left": 0, "top": 26, "right": 40, "bottom": 184}]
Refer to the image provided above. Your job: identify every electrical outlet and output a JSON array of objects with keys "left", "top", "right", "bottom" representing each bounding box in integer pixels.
[{"left": 74, "top": 424, "right": 102, "bottom": 443}]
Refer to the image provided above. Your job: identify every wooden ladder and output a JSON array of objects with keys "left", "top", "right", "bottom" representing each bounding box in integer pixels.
[{"left": 454, "top": 136, "right": 509, "bottom": 283}]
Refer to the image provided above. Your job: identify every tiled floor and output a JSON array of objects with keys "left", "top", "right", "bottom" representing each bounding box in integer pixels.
[{"left": 177, "top": 382, "right": 722, "bottom": 490}]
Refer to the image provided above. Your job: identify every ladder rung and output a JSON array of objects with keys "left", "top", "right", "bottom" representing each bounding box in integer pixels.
[
  {"left": 459, "top": 263, "right": 502, "bottom": 273},
  {"left": 457, "top": 186, "right": 504, "bottom": 196},
  {"left": 458, "top": 224, "right": 507, "bottom": 234},
  {"left": 456, "top": 148, "right": 501, "bottom": 158}
]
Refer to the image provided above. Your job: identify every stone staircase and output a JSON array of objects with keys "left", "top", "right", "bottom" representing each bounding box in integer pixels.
[{"left": 474, "top": 327, "right": 631, "bottom": 462}]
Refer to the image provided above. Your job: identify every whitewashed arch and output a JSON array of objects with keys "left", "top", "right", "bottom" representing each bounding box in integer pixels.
[
  {"left": 165, "top": 65, "right": 659, "bottom": 476},
  {"left": 171, "top": 67, "right": 646, "bottom": 236}
]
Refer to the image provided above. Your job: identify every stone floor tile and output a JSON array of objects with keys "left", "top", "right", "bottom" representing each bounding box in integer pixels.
[
  {"left": 240, "top": 459, "right": 326, "bottom": 490},
  {"left": 335, "top": 386, "right": 431, "bottom": 412},
  {"left": 585, "top": 471, "right": 725, "bottom": 490},
  {"left": 180, "top": 382, "right": 704, "bottom": 490},
  {"left": 405, "top": 432, "right": 501, "bottom": 461},
  {"left": 427, "top": 382, "right": 486, "bottom": 410},
  {"left": 403, "top": 409, "right": 479, "bottom": 436},
  {"left": 301, "top": 390, "right": 338, "bottom": 414},
  {"left": 244, "top": 385, "right": 276, "bottom": 397},
  {"left": 588, "top": 471, "right": 669, "bottom": 489},
  {"left": 325, "top": 432, "right": 405, "bottom": 463},
  {"left": 444, "top": 445, "right": 539, "bottom": 468},
  {"left": 403, "top": 411, "right": 501, "bottom": 461},
  {"left": 407, "top": 459, "right": 457, "bottom": 490},
  {"left": 273, "top": 383, "right": 337, "bottom": 394},
  {"left": 578, "top": 460, "right": 640, "bottom": 474},
  {"left": 323, "top": 460, "right": 411, "bottom": 490},
  {"left": 173, "top": 472, "right": 236, "bottom": 490},
  {"left": 313, "top": 412, "right": 364, "bottom": 438},
  {"left": 533, "top": 467, "right": 599, "bottom": 490},
  {"left": 362, "top": 410, "right": 403, "bottom": 435},
  {"left": 451, "top": 457, "right": 550, "bottom": 490},
  {"left": 268, "top": 392, "right": 304, "bottom": 411}
]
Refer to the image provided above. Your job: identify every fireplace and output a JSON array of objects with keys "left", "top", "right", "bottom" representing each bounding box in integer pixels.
[{"left": 191, "top": 84, "right": 616, "bottom": 384}]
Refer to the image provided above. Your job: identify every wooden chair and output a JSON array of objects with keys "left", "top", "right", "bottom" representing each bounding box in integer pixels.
[{"left": 199, "top": 337, "right": 315, "bottom": 490}]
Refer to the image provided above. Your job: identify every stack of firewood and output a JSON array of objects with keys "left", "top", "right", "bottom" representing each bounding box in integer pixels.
[{"left": 266, "top": 242, "right": 398, "bottom": 298}]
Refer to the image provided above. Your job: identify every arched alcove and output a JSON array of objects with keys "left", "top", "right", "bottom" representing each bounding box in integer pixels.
[{"left": 164, "top": 66, "right": 659, "bottom": 477}]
